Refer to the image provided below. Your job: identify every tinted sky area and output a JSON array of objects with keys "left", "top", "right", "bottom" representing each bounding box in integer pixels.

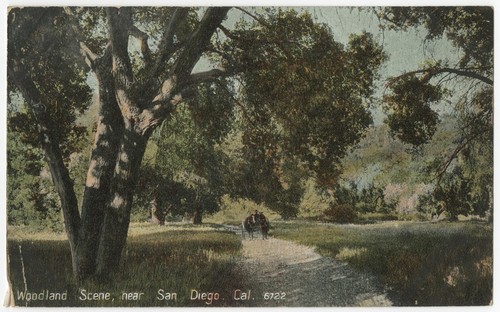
[
  {"left": 9, "top": 6, "right": 461, "bottom": 124},
  {"left": 314, "top": 7, "right": 458, "bottom": 122},
  {"left": 205, "top": 7, "right": 459, "bottom": 124},
  {"left": 196, "top": 6, "right": 459, "bottom": 76}
]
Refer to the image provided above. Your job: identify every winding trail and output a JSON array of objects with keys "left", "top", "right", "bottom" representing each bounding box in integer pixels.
[{"left": 226, "top": 226, "right": 392, "bottom": 307}]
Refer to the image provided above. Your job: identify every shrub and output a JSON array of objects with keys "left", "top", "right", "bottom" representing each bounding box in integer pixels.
[
  {"left": 357, "top": 212, "right": 399, "bottom": 223},
  {"left": 323, "top": 203, "right": 357, "bottom": 223}
]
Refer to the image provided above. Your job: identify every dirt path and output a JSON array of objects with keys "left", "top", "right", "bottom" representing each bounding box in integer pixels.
[{"left": 230, "top": 233, "right": 392, "bottom": 307}]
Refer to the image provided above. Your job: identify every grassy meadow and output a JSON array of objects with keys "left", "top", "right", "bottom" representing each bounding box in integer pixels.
[
  {"left": 7, "top": 223, "right": 242, "bottom": 307},
  {"left": 6, "top": 220, "right": 493, "bottom": 307},
  {"left": 272, "top": 221, "right": 493, "bottom": 306}
]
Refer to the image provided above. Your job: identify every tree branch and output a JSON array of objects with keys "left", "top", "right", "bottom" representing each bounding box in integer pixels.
[
  {"left": 151, "top": 7, "right": 190, "bottom": 78},
  {"left": 138, "top": 8, "right": 231, "bottom": 135},
  {"left": 129, "top": 25, "right": 152, "bottom": 65},
  {"left": 235, "top": 7, "right": 271, "bottom": 28},
  {"left": 189, "top": 68, "right": 230, "bottom": 84},
  {"left": 106, "top": 7, "right": 140, "bottom": 121},
  {"left": 154, "top": 7, "right": 230, "bottom": 104},
  {"left": 172, "top": 7, "right": 231, "bottom": 81},
  {"left": 218, "top": 24, "right": 238, "bottom": 40},
  {"left": 230, "top": 8, "right": 294, "bottom": 61},
  {"left": 435, "top": 67, "right": 493, "bottom": 85},
  {"left": 434, "top": 127, "right": 491, "bottom": 183},
  {"left": 138, "top": 91, "right": 182, "bottom": 136},
  {"left": 389, "top": 66, "right": 493, "bottom": 86},
  {"left": 79, "top": 42, "right": 99, "bottom": 69},
  {"left": 106, "top": 7, "right": 133, "bottom": 82}
]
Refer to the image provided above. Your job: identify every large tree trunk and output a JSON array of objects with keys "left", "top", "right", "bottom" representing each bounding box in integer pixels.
[
  {"left": 95, "top": 127, "right": 149, "bottom": 279},
  {"left": 74, "top": 49, "right": 124, "bottom": 281},
  {"left": 9, "top": 7, "right": 231, "bottom": 283}
]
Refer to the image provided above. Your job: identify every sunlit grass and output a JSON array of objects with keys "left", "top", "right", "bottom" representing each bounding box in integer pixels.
[
  {"left": 272, "top": 221, "right": 493, "bottom": 306},
  {"left": 7, "top": 223, "right": 242, "bottom": 307}
]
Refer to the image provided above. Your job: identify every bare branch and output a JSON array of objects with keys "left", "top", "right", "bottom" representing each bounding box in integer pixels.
[
  {"left": 389, "top": 66, "right": 493, "bottom": 86},
  {"left": 434, "top": 127, "right": 491, "bottom": 183},
  {"left": 235, "top": 7, "right": 271, "bottom": 28},
  {"left": 230, "top": 8, "right": 294, "bottom": 61},
  {"left": 218, "top": 24, "right": 238, "bottom": 40},
  {"left": 79, "top": 42, "right": 98, "bottom": 69},
  {"left": 428, "top": 67, "right": 492, "bottom": 85}
]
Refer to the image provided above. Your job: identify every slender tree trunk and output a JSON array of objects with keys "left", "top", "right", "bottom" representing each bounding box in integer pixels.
[
  {"left": 150, "top": 196, "right": 162, "bottom": 225},
  {"left": 192, "top": 202, "right": 203, "bottom": 224},
  {"left": 8, "top": 59, "right": 82, "bottom": 275},
  {"left": 151, "top": 193, "right": 167, "bottom": 225}
]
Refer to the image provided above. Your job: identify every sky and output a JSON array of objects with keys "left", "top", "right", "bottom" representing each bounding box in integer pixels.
[
  {"left": 195, "top": 6, "right": 458, "bottom": 76},
  {"left": 13, "top": 6, "right": 461, "bottom": 124},
  {"left": 191, "top": 7, "right": 460, "bottom": 124},
  {"left": 309, "top": 7, "right": 459, "bottom": 122}
]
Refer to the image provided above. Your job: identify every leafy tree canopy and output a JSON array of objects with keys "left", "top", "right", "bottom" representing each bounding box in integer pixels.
[
  {"left": 8, "top": 7, "right": 91, "bottom": 157},
  {"left": 377, "top": 6, "right": 492, "bottom": 148},
  {"left": 213, "top": 9, "right": 385, "bottom": 189}
]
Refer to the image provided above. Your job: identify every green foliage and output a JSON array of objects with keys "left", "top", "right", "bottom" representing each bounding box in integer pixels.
[
  {"left": 339, "top": 114, "right": 492, "bottom": 221},
  {"left": 136, "top": 101, "right": 231, "bottom": 221},
  {"left": 216, "top": 9, "right": 385, "bottom": 189},
  {"left": 297, "top": 179, "right": 332, "bottom": 219},
  {"left": 7, "top": 131, "right": 64, "bottom": 230},
  {"left": 204, "top": 195, "right": 281, "bottom": 225},
  {"left": 333, "top": 181, "right": 395, "bottom": 216},
  {"left": 198, "top": 9, "right": 386, "bottom": 219},
  {"left": 376, "top": 7, "right": 493, "bottom": 68},
  {"left": 421, "top": 166, "right": 491, "bottom": 221},
  {"left": 376, "top": 7, "right": 493, "bottom": 221},
  {"left": 384, "top": 76, "right": 442, "bottom": 146},
  {"left": 8, "top": 7, "right": 390, "bottom": 226},
  {"left": 8, "top": 7, "right": 91, "bottom": 158},
  {"left": 187, "top": 80, "right": 236, "bottom": 144},
  {"left": 323, "top": 203, "right": 357, "bottom": 224}
]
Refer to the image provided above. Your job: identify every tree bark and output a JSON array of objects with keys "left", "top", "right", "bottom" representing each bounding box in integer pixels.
[
  {"left": 192, "top": 208, "right": 203, "bottom": 224},
  {"left": 75, "top": 50, "right": 124, "bottom": 281},
  {"left": 151, "top": 193, "right": 168, "bottom": 225},
  {"left": 95, "top": 126, "right": 150, "bottom": 279},
  {"left": 150, "top": 196, "right": 162, "bottom": 225}
]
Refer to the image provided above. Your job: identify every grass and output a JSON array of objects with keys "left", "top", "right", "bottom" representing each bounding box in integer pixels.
[
  {"left": 272, "top": 220, "right": 493, "bottom": 306},
  {"left": 7, "top": 220, "right": 493, "bottom": 307},
  {"left": 7, "top": 223, "right": 242, "bottom": 307}
]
